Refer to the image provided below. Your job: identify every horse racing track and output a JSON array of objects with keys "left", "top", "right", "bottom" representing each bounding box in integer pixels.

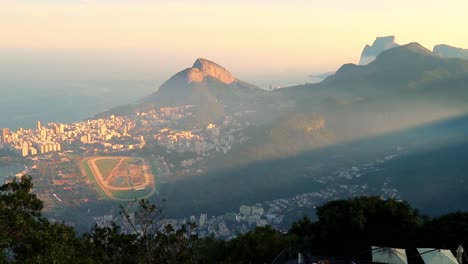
[{"left": 81, "top": 156, "right": 156, "bottom": 201}]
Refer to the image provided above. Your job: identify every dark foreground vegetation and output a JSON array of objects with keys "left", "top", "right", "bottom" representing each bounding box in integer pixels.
[{"left": 1, "top": 177, "right": 468, "bottom": 263}]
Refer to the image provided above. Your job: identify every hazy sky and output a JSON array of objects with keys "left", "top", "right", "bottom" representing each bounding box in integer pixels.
[{"left": 1, "top": 0, "right": 468, "bottom": 75}]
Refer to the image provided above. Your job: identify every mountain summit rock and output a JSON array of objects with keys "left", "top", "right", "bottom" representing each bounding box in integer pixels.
[
  {"left": 359, "top": 36, "right": 400, "bottom": 65},
  {"left": 164, "top": 58, "right": 235, "bottom": 86},
  {"left": 192, "top": 58, "right": 235, "bottom": 84},
  {"left": 154, "top": 58, "right": 258, "bottom": 98}
]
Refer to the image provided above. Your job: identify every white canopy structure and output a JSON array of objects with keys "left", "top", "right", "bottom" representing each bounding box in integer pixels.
[
  {"left": 417, "top": 248, "right": 458, "bottom": 264},
  {"left": 456, "top": 245, "right": 464, "bottom": 264},
  {"left": 372, "top": 246, "right": 408, "bottom": 264}
]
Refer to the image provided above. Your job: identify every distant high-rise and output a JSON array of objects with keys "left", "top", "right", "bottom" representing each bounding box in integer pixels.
[
  {"left": 22, "top": 146, "right": 29, "bottom": 157},
  {"left": 59, "top": 124, "right": 65, "bottom": 134},
  {"left": 100, "top": 125, "right": 107, "bottom": 136},
  {"left": 22, "top": 142, "right": 29, "bottom": 157},
  {"left": 1, "top": 128, "right": 10, "bottom": 143},
  {"left": 40, "top": 129, "right": 47, "bottom": 139},
  {"left": 199, "top": 214, "right": 207, "bottom": 227},
  {"left": 37, "top": 120, "right": 42, "bottom": 131}
]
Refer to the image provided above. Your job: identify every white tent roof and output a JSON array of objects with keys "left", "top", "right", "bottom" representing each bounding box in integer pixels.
[
  {"left": 417, "top": 248, "right": 458, "bottom": 264},
  {"left": 372, "top": 246, "right": 408, "bottom": 264},
  {"left": 456, "top": 245, "right": 464, "bottom": 264}
]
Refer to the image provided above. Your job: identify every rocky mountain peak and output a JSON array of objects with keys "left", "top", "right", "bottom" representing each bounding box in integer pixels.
[
  {"left": 359, "top": 36, "right": 400, "bottom": 65},
  {"left": 159, "top": 58, "right": 237, "bottom": 89},
  {"left": 374, "top": 36, "right": 396, "bottom": 47},
  {"left": 191, "top": 58, "right": 235, "bottom": 84}
]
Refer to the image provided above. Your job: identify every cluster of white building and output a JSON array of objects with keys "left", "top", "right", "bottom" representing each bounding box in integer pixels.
[
  {"left": 0, "top": 115, "right": 140, "bottom": 157},
  {"left": 1, "top": 122, "right": 63, "bottom": 157},
  {"left": 151, "top": 121, "right": 247, "bottom": 156},
  {"left": 0, "top": 102, "right": 256, "bottom": 161}
]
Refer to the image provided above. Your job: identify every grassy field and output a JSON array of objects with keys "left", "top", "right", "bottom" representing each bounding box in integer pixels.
[
  {"left": 110, "top": 188, "right": 153, "bottom": 200},
  {"left": 110, "top": 176, "right": 130, "bottom": 187},
  {"left": 95, "top": 159, "right": 120, "bottom": 179},
  {"left": 81, "top": 160, "right": 110, "bottom": 200},
  {"left": 148, "top": 159, "right": 160, "bottom": 191},
  {"left": 110, "top": 190, "right": 135, "bottom": 200}
]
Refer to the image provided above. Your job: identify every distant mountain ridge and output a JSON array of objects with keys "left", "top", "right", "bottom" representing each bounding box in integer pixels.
[
  {"left": 359, "top": 37, "right": 468, "bottom": 65},
  {"left": 300, "top": 42, "right": 468, "bottom": 95},
  {"left": 278, "top": 41, "right": 468, "bottom": 140},
  {"left": 434, "top": 44, "right": 468, "bottom": 59}
]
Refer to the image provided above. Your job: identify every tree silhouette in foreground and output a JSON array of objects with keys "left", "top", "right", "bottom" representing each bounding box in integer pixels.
[
  {"left": 2, "top": 177, "right": 468, "bottom": 263},
  {"left": 0, "top": 176, "right": 80, "bottom": 264},
  {"left": 118, "top": 199, "right": 200, "bottom": 264}
]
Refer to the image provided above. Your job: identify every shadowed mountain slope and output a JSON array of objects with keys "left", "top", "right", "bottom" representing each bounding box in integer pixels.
[{"left": 159, "top": 114, "right": 468, "bottom": 218}]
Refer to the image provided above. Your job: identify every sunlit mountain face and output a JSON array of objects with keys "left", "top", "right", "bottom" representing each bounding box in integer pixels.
[{"left": 2, "top": 1, "right": 468, "bottom": 249}]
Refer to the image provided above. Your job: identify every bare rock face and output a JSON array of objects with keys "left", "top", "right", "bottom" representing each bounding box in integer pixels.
[
  {"left": 359, "top": 36, "right": 400, "bottom": 65},
  {"left": 192, "top": 58, "right": 235, "bottom": 84},
  {"left": 163, "top": 58, "right": 236, "bottom": 86}
]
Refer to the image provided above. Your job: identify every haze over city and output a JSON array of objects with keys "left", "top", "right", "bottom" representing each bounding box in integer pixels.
[{"left": 2, "top": 1, "right": 468, "bottom": 263}]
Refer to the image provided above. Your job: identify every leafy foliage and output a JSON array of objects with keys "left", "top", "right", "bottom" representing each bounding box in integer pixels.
[
  {"left": 81, "top": 224, "right": 140, "bottom": 264},
  {"left": 200, "top": 226, "right": 289, "bottom": 264},
  {"left": 1, "top": 178, "right": 468, "bottom": 263},
  {"left": 314, "top": 197, "right": 422, "bottom": 255},
  {"left": 0, "top": 176, "right": 81, "bottom": 264}
]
